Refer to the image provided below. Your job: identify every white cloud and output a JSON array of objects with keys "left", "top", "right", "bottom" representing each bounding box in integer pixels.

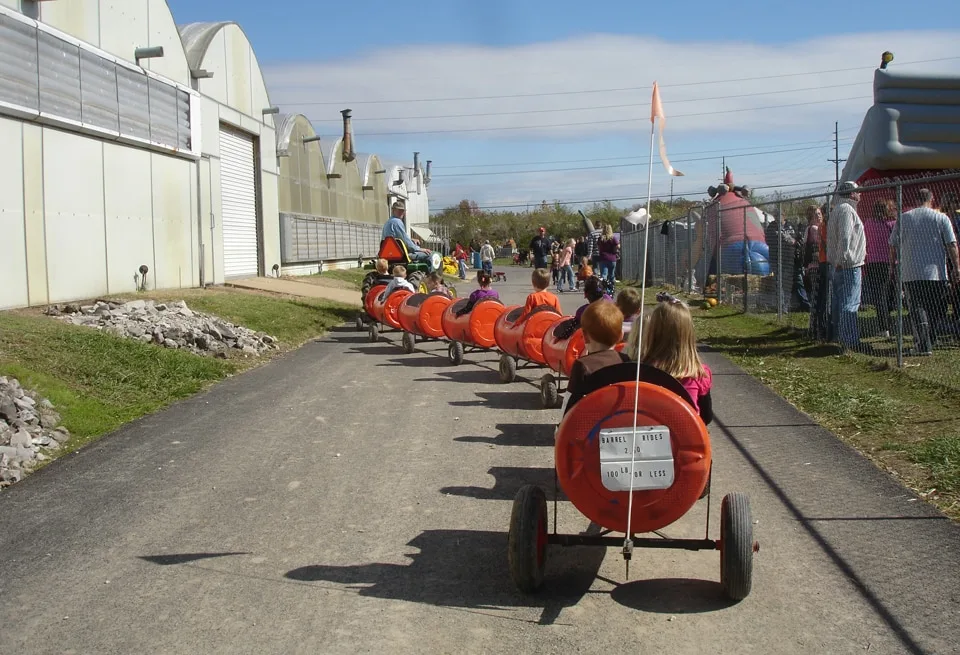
[{"left": 262, "top": 31, "right": 960, "bottom": 207}]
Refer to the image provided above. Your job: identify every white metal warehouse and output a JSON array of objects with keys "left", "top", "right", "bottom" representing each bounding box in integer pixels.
[{"left": 0, "top": 0, "right": 431, "bottom": 310}]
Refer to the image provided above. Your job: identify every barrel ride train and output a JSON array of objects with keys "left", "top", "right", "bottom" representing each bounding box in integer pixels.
[{"left": 357, "top": 235, "right": 758, "bottom": 602}]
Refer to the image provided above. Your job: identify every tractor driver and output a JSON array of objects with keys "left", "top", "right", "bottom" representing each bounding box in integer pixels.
[{"left": 382, "top": 200, "right": 432, "bottom": 263}]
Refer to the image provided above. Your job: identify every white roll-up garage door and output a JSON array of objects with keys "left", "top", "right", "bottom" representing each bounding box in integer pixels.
[{"left": 219, "top": 126, "right": 259, "bottom": 277}]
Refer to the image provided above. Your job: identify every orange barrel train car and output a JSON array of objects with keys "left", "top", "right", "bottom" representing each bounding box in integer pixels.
[
  {"left": 494, "top": 305, "right": 565, "bottom": 393},
  {"left": 360, "top": 280, "right": 390, "bottom": 334},
  {"left": 397, "top": 292, "right": 456, "bottom": 354},
  {"left": 507, "top": 362, "right": 756, "bottom": 602},
  {"left": 367, "top": 287, "right": 414, "bottom": 342},
  {"left": 441, "top": 297, "right": 507, "bottom": 365},
  {"left": 539, "top": 317, "right": 587, "bottom": 408}
]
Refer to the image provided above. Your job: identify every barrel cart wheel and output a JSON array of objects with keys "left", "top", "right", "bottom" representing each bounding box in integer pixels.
[
  {"left": 508, "top": 484, "right": 548, "bottom": 593},
  {"left": 355, "top": 315, "right": 365, "bottom": 331},
  {"left": 720, "top": 492, "right": 754, "bottom": 601},
  {"left": 499, "top": 354, "right": 517, "bottom": 383},
  {"left": 368, "top": 323, "right": 379, "bottom": 343},
  {"left": 540, "top": 374, "right": 560, "bottom": 409},
  {"left": 448, "top": 341, "right": 464, "bottom": 366},
  {"left": 401, "top": 332, "right": 416, "bottom": 354}
]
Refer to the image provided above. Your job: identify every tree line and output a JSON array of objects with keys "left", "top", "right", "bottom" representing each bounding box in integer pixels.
[{"left": 429, "top": 198, "right": 702, "bottom": 250}]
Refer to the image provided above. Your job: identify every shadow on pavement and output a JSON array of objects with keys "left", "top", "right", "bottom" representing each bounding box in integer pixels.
[
  {"left": 414, "top": 370, "right": 501, "bottom": 385},
  {"left": 449, "top": 392, "right": 544, "bottom": 411},
  {"left": 712, "top": 415, "right": 938, "bottom": 655},
  {"left": 139, "top": 552, "right": 251, "bottom": 565},
  {"left": 455, "top": 423, "right": 555, "bottom": 448},
  {"left": 439, "top": 466, "right": 565, "bottom": 501},
  {"left": 609, "top": 578, "right": 736, "bottom": 614},
  {"left": 284, "top": 529, "right": 604, "bottom": 625},
  {"left": 376, "top": 356, "right": 448, "bottom": 368}
]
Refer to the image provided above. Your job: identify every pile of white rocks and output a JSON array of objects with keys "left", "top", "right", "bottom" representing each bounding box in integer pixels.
[
  {"left": 44, "top": 299, "right": 278, "bottom": 357},
  {"left": 0, "top": 376, "right": 69, "bottom": 487}
]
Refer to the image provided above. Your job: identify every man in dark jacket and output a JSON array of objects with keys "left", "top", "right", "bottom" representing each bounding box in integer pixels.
[{"left": 529, "top": 226, "right": 552, "bottom": 269}]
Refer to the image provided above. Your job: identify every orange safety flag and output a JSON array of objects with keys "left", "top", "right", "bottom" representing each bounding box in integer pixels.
[{"left": 651, "top": 82, "right": 684, "bottom": 177}]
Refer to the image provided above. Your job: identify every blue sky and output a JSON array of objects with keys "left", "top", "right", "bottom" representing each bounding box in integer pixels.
[{"left": 169, "top": 0, "right": 960, "bottom": 211}]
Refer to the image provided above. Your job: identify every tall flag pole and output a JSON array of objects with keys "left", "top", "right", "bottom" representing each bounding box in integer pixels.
[{"left": 622, "top": 80, "right": 684, "bottom": 577}]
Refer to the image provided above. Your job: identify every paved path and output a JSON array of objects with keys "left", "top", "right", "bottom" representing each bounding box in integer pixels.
[
  {"left": 1, "top": 269, "right": 958, "bottom": 654},
  {"left": 227, "top": 276, "right": 363, "bottom": 306}
]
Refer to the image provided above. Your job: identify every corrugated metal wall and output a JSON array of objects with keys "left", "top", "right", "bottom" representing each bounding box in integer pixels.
[{"left": 279, "top": 213, "right": 381, "bottom": 264}]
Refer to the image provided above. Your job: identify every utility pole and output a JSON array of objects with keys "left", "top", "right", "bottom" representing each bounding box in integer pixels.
[
  {"left": 670, "top": 178, "right": 674, "bottom": 207},
  {"left": 721, "top": 157, "right": 726, "bottom": 183},
  {"left": 828, "top": 120, "right": 846, "bottom": 190}
]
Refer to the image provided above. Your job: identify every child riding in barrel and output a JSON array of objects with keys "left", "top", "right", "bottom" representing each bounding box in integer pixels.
[
  {"left": 626, "top": 291, "right": 713, "bottom": 424},
  {"left": 455, "top": 271, "right": 499, "bottom": 317},
  {"left": 517, "top": 268, "right": 561, "bottom": 322},
  {"left": 383, "top": 264, "right": 416, "bottom": 297},
  {"left": 562, "top": 300, "right": 629, "bottom": 414}
]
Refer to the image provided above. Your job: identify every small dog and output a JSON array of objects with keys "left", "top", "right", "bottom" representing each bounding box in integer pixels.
[{"left": 492, "top": 272, "right": 507, "bottom": 282}]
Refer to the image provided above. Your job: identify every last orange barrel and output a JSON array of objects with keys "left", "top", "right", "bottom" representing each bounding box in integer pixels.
[{"left": 554, "top": 381, "right": 711, "bottom": 535}]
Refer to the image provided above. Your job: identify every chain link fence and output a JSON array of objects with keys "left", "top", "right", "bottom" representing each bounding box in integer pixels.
[{"left": 619, "top": 171, "right": 960, "bottom": 390}]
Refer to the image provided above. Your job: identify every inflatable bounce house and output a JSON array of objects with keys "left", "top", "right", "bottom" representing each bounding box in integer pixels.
[
  {"left": 840, "top": 61, "right": 960, "bottom": 214},
  {"left": 699, "top": 169, "right": 771, "bottom": 277}
]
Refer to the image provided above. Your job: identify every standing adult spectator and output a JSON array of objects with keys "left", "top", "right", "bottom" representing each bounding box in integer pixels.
[
  {"left": 827, "top": 181, "right": 867, "bottom": 350},
  {"left": 454, "top": 242, "right": 468, "bottom": 279},
  {"left": 382, "top": 201, "right": 431, "bottom": 262},
  {"left": 765, "top": 212, "right": 808, "bottom": 312},
  {"left": 940, "top": 192, "right": 960, "bottom": 318},
  {"left": 596, "top": 224, "right": 620, "bottom": 293},
  {"left": 587, "top": 221, "right": 603, "bottom": 269},
  {"left": 888, "top": 188, "right": 960, "bottom": 355},
  {"left": 529, "top": 227, "right": 552, "bottom": 269},
  {"left": 559, "top": 238, "right": 576, "bottom": 292},
  {"left": 802, "top": 205, "right": 830, "bottom": 338},
  {"left": 480, "top": 240, "right": 495, "bottom": 276},
  {"left": 863, "top": 199, "right": 896, "bottom": 337}
]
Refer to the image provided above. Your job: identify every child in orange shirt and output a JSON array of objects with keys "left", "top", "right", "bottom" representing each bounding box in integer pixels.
[{"left": 519, "top": 268, "right": 562, "bottom": 321}]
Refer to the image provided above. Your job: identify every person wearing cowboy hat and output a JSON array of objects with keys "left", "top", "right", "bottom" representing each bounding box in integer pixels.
[
  {"left": 381, "top": 199, "right": 431, "bottom": 262},
  {"left": 529, "top": 226, "right": 552, "bottom": 269}
]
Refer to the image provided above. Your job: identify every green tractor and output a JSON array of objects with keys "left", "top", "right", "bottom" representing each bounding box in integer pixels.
[{"left": 358, "top": 238, "right": 445, "bottom": 326}]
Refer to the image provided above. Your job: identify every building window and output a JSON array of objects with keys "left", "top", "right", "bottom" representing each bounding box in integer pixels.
[
  {"left": 0, "top": 8, "right": 195, "bottom": 155},
  {"left": 20, "top": 1, "right": 39, "bottom": 20}
]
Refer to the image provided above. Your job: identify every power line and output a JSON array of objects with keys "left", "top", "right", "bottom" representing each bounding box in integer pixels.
[
  {"left": 435, "top": 137, "right": 852, "bottom": 170},
  {"left": 300, "top": 82, "right": 869, "bottom": 119},
  {"left": 430, "top": 144, "right": 836, "bottom": 178},
  {"left": 430, "top": 180, "right": 835, "bottom": 212},
  {"left": 333, "top": 95, "right": 871, "bottom": 137},
  {"left": 270, "top": 56, "right": 960, "bottom": 103}
]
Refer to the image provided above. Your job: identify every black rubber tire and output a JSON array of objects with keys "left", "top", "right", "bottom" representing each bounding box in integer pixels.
[
  {"left": 355, "top": 315, "right": 364, "bottom": 331},
  {"left": 699, "top": 463, "right": 713, "bottom": 500},
  {"left": 368, "top": 323, "right": 379, "bottom": 343},
  {"left": 401, "top": 332, "right": 415, "bottom": 354},
  {"left": 540, "top": 374, "right": 560, "bottom": 409},
  {"left": 448, "top": 341, "right": 464, "bottom": 366},
  {"left": 720, "top": 492, "right": 754, "bottom": 601},
  {"left": 508, "top": 484, "right": 548, "bottom": 594},
  {"left": 407, "top": 271, "right": 425, "bottom": 291},
  {"left": 360, "top": 271, "right": 379, "bottom": 303},
  {"left": 499, "top": 353, "right": 517, "bottom": 383}
]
